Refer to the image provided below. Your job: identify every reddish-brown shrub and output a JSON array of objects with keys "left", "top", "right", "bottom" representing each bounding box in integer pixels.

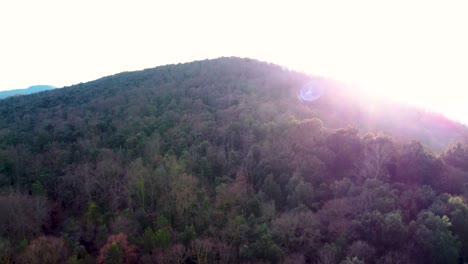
[
  {"left": 96, "top": 233, "right": 138, "bottom": 264},
  {"left": 17, "top": 236, "right": 69, "bottom": 264}
]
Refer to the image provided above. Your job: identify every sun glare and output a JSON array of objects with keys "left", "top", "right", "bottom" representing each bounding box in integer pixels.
[{"left": 0, "top": 0, "right": 466, "bottom": 123}]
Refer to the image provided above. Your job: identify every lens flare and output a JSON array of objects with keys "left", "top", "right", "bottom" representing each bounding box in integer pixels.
[{"left": 298, "top": 81, "right": 324, "bottom": 102}]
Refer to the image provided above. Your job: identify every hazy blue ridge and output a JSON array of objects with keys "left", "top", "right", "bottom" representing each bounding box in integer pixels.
[{"left": 0, "top": 85, "right": 55, "bottom": 99}]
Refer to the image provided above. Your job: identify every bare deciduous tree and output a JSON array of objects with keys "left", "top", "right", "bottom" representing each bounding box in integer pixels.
[{"left": 354, "top": 135, "right": 395, "bottom": 182}]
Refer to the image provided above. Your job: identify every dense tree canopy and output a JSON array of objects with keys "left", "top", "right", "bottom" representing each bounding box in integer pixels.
[{"left": 0, "top": 57, "right": 467, "bottom": 263}]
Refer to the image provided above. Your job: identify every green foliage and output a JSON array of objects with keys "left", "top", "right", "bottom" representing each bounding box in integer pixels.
[
  {"left": 396, "top": 141, "right": 444, "bottom": 186},
  {"left": 66, "top": 245, "right": 94, "bottom": 264},
  {"left": 141, "top": 227, "right": 156, "bottom": 253},
  {"left": 141, "top": 226, "right": 172, "bottom": 252},
  {"left": 286, "top": 174, "right": 314, "bottom": 210},
  {"left": 447, "top": 196, "right": 468, "bottom": 260},
  {"left": 261, "top": 174, "right": 283, "bottom": 206},
  {"left": 134, "top": 175, "right": 145, "bottom": 210},
  {"left": 382, "top": 211, "right": 407, "bottom": 248},
  {"left": 17, "top": 239, "right": 28, "bottom": 252},
  {"left": 240, "top": 227, "right": 283, "bottom": 263},
  {"left": 86, "top": 200, "right": 101, "bottom": 225},
  {"left": 66, "top": 255, "right": 79, "bottom": 264},
  {"left": 352, "top": 211, "right": 382, "bottom": 240},
  {"left": 104, "top": 243, "right": 122, "bottom": 264},
  {"left": 30, "top": 181, "right": 46, "bottom": 196},
  {"left": 251, "top": 232, "right": 283, "bottom": 263},
  {"left": 154, "top": 228, "right": 172, "bottom": 248},
  {"left": 96, "top": 225, "right": 109, "bottom": 250},
  {"left": 157, "top": 215, "right": 170, "bottom": 229},
  {"left": 413, "top": 211, "right": 461, "bottom": 264},
  {"left": 444, "top": 143, "right": 468, "bottom": 171},
  {"left": 181, "top": 224, "right": 196, "bottom": 246}
]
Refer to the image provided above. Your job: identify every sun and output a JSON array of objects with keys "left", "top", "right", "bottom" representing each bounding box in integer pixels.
[{"left": 272, "top": 50, "right": 467, "bottom": 125}]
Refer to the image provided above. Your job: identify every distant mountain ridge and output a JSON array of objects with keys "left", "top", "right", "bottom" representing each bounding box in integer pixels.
[{"left": 0, "top": 85, "right": 55, "bottom": 99}]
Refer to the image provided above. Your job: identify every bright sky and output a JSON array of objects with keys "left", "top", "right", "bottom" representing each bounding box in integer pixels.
[{"left": 1, "top": 0, "right": 467, "bottom": 123}]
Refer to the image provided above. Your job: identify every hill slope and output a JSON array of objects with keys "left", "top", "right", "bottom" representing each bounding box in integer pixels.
[
  {"left": 1, "top": 57, "right": 468, "bottom": 263},
  {"left": 0, "top": 85, "right": 55, "bottom": 99}
]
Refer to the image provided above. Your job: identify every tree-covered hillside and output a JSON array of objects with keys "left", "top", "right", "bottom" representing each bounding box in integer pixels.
[{"left": 1, "top": 57, "right": 468, "bottom": 263}]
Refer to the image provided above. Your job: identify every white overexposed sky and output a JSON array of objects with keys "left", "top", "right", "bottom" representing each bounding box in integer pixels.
[{"left": 0, "top": 0, "right": 467, "bottom": 123}]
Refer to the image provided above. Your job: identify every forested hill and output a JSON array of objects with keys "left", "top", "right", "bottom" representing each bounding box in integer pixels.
[{"left": 1, "top": 57, "right": 468, "bottom": 263}]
